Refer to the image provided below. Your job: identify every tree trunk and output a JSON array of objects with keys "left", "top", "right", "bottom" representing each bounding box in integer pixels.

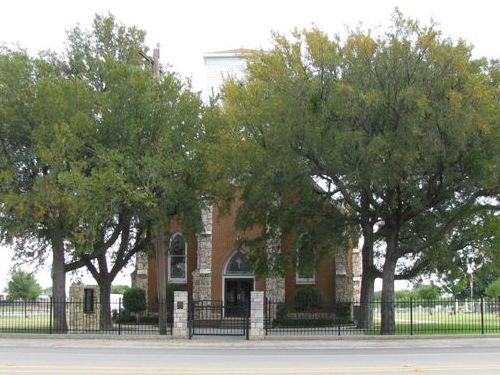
[
  {"left": 50, "top": 226, "right": 67, "bottom": 333},
  {"left": 357, "top": 220, "right": 375, "bottom": 329},
  {"left": 380, "top": 232, "right": 398, "bottom": 335},
  {"left": 98, "top": 278, "right": 113, "bottom": 330},
  {"left": 154, "top": 222, "right": 167, "bottom": 335},
  {"left": 358, "top": 273, "right": 375, "bottom": 329}
]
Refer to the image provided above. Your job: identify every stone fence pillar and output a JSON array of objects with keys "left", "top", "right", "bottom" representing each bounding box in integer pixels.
[
  {"left": 249, "top": 291, "right": 264, "bottom": 340},
  {"left": 172, "top": 291, "right": 189, "bottom": 338},
  {"left": 68, "top": 284, "right": 100, "bottom": 332}
]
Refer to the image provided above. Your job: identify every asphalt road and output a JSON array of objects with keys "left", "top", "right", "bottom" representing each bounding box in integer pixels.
[{"left": 1, "top": 336, "right": 500, "bottom": 374}]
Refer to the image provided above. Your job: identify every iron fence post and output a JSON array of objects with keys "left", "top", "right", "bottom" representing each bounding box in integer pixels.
[
  {"left": 118, "top": 298, "right": 121, "bottom": 335},
  {"left": 49, "top": 298, "right": 53, "bottom": 334},
  {"left": 246, "top": 314, "right": 249, "bottom": 340},
  {"left": 265, "top": 298, "right": 268, "bottom": 336},
  {"left": 410, "top": 297, "right": 413, "bottom": 336},
  {"left": 188, "top": 302, "right": 193, "bottom": 339},
  {"left": 480, "top": 297, "right": 484, "bottom": 335}
]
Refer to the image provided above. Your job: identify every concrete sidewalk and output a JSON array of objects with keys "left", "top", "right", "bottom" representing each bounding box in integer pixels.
[{"left": 1, "top": 333, "right": 500, "bottom": 350}]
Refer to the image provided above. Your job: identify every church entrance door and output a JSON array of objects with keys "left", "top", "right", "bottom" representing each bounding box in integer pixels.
[{"left": 224, "top": 278, "right": 253, "bottom": 317}]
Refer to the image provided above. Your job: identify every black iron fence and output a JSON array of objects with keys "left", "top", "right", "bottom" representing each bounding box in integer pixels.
[
  {"left": 266, "top": 298, "right": 500, "bottom": 336},
  {"left": 189, "top": 300, "right": 249, "bottom": 339},
  {"left": 0, "top": 299, "right": 173, "bottom": 335},
  {"left": 2, "top": 297, "right": 499, "bottom": 337}
]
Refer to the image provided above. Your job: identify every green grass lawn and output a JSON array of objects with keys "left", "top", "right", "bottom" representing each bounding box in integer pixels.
[
  {"left": 0, "top": 314, "right": 52, "bottom": 333},
  {"left": 370, "top": 311, "right": 500, "bottom": 335}
]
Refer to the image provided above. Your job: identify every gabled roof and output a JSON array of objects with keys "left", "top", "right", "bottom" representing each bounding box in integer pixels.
[{"left": 203, "top": 48, "right": 255, "bottom": 59}]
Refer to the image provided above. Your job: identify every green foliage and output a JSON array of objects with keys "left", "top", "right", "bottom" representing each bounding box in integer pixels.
[
  {"left": 221, "top": 10, "right": 499, "bottom": 333},
  {"left": 276, "top": 302, "right": 288, "bottom": 321},
  {"left": 395, "top": 290, "right": 416, "bottom": 300},
  {"left": 293, "top": 287, "right": 326, "bottom": 312},
  {"left": 111, "top": 285, "right": 130, "bottom": 295},
  {"left": 0, "top": 14, "right": 215, "bottom": 331},
  {"left": 438, "top": 262, "right": 499, "bottom": 299},
  {"left": 166, "top": 283, "right": 186, "bottom": 304},
  {"left": 112, "top": 308, "right": 131, "bottom": 323},
  {"left": 335, "top": 302, "right": 352, "bottom": 319},
  {"left": 6, "top": 271, "right": 42, "bottom": 300},
  {"left": 122, "top": 287, "right": 146, "bottom": 313},
  {"left": 485, "top": 279, "right": 500, "bottom": 299},
  {"left": 274, "top": 317, "right": 352, "bottom": 327},
  {"left": 415, "top": 285, "right": 441, "bottom": 301}
]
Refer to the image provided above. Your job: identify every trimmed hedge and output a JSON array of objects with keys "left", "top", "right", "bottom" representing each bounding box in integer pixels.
[
  {"left": 293, "top": 287, "right": 325, "bottom": 312},
  {"left": 274, "top": 317, "right": 353, "bottom": 327},
  {"left": 123, "top": 287, "right": 146, "bottom": 314}
]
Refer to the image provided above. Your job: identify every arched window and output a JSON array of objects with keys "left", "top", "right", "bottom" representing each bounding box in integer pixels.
[
  {"left": 224, "top": 249, "right": 253, "bottom": 276},
  {"left": 169, "top": 233, "right": 187, "bottom": 283},
  {"left": 296, "top": 233, "right": 315, "bottom": 284}
]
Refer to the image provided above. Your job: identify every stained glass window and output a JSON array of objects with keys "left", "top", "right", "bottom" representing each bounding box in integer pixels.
[
  {"left": 169, "top": 233, "right": 187, "bottom": 283},
  {"left": 296, "top": 233, "right": 315, "bottom": 284},
  {"left": 225, "top": 249, "right": 253, "bottom": 276}
]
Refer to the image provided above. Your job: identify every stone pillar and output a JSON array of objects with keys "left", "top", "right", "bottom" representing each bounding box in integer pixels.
[
  {"left": 193, "top": 206, "right": 213, "bottom": 301},
  {"left": 172, "top": 291, "right": 189, "bottom": 338},
  {"left": 131, "top": 251, "right": 149, "bottom": 302},
  {"left": 335, "top": 250, "right": 353, "bottom": 302},
  {"left": 249, "top": 291, "right": 265, "bottom": 340},
  {"left": 68, "top": 284, "right": 100, "bottom": 332},
  {"left": 352, "top": 247, "right": 362, "bottom": 302}
]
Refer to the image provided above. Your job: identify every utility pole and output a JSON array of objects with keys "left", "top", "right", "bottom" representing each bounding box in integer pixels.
[
  {"left": 153, "top": 46, "right": 167, "bottom": 335},
  {"left": 143, "top": 45, "right": 167, "bottom": 335}
]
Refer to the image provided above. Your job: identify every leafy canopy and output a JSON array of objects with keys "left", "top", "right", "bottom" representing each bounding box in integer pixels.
[{"left": 6, "top": 271, "right": 42, "bottom": 301}]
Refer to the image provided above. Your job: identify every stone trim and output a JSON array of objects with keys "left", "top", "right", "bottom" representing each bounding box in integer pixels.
[{"left": 265, "top": 229, "right": 285, "bottom": 302}]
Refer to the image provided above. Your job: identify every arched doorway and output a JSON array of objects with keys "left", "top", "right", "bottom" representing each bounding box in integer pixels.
[{"left": 223, "top": 249, "right": 254, "bottom": 317}]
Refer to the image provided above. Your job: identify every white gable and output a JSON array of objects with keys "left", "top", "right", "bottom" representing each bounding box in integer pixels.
[{"left": 203, "top": 51, "right": 247, "bottom": 102}]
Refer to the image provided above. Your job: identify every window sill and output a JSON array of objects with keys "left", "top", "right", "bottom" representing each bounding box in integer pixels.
[
  {"left": 295, "top": 279, "right": 316, "bottom": 285},
  {"left": 168, "top": 279, "right": 187, "bottom": 284}
]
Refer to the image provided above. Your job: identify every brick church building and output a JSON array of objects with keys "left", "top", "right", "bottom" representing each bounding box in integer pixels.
[{"left": 131, "top": 50, "right": 361, "bottom": 312}]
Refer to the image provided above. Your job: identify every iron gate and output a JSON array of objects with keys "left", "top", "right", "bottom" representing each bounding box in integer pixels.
[{"left": 189, "top": 300, "right": 249, "bottom": 339}]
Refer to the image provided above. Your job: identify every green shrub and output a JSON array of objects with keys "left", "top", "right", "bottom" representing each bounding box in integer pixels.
[
  {"left": 335, "top": 302, "right": 352, "bottom": 319},
  {"left": 293, "top": 287, "right": 325, "bottom": 312},
  {"left": 166, "top": 284, "right": 187, "bottom": 303},
  {"left": 485, "top": 279, "right": 500, "bottom": 299},
  {"left": 112, "top": 308, "right": 132, "bottom": 323},
  {"left": 276, "top": 302, "right": 288, "bottom": 320},
  {"left": 123, "top": 288, "right": 146, "bottom": 314},
  {"left": 274, "top": 317, "right": 353, "bottom": 327}
]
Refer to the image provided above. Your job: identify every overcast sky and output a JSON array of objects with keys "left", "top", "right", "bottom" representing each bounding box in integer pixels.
[{"left": 0, "top": 0, "right": 499, "bottom": 291}]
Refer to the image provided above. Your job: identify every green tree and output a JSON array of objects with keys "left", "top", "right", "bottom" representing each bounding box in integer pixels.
[
  {"left": 111, "top": 285, "right": 130, "bottom": 295},
  {"left": 0, "top": 47, "right": 97, "bottom": 332},
  {"left": 415, "top": 284, "right": 441, "bottom": 300},
  {"left": 395, "top": 289, "right": 416, "bottom": 300},
  {"left": 123, "top": 287, "right": 146, "bottom": 323},
  {"left": 485, "top": 278, "right": 500, "bottom": 299},
  {"left": 1, "top": 14, "right": 212, "bottom": 332},
  {"left": 6, "top": 271, "right": 42, "bottom": 300},
  {"left": 221, "top": 11, "right": 499, "bottom": 334},
  {"left": 415, "top": 284, "right": 441, "bottom": 314},
  {"left": 60, "top": 15, "right": 210, "bottom": 330}
]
